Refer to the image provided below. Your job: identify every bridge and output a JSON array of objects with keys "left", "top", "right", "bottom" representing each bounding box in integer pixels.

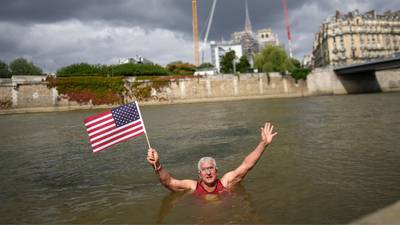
[
  {"left": 307, "top": 56, "right": 400, "bottom": 95},
  {"left": 334, "top": 55, "right": 400, "bottom": 75}
]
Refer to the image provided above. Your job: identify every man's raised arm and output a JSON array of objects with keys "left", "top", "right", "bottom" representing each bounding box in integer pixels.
[
  {"left": 221, "top": 122, "right": 278, "bottom": 189},
  {"left": 147, "top": 148, "right": 196, "bottom": 192}
]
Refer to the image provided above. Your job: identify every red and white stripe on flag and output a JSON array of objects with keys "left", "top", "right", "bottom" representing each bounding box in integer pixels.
[{"left": 83, "top": 101, "right": 146, "bottom": 153}]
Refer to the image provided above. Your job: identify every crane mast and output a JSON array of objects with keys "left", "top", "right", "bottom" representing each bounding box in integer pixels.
[
  {"left": 200, "top": 0, "right": 217, "bottom": 64},
  {"left": 192, "top": 0, "right": 199, "bottom": 66},
  {"left": 281, "top": 0, "right": 293, "bottom": 58}
]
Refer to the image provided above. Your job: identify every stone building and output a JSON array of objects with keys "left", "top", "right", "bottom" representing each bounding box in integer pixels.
[
  {"left": 230, "top": 0, "right": 259, "bottom": 66},
  {"left": 256, "top": 28, "right": 280, "bottom": 51},
  {"left": 209, "top": 0, "right": 280, "bottom": 72},
  {"left": 313, "top": 10, "right": 400, "bottom": 67},
  {"left": 302, "top": 53, "right": 314, "bottom": 68}
]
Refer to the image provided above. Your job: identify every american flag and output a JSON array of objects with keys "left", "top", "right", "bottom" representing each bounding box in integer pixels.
[{"left": 83, "top": 102, "right": 146, "bottom": 153}]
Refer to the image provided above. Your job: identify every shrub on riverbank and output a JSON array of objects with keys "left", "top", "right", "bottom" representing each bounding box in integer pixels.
[
  {"left": 290, "top": 68, "right": 311, "bottom": 82},
  {"left": 57, "top": 63, "right": 170, "bottom": 77},
  {"left": 166, "top": 61, "right": 196, "bottom": 75},
  {"left": 47, "top": 76, "right": 124, "bottom": 105},
  {"left": 113, "top": 63, "right": 170, "bottom": 76}
]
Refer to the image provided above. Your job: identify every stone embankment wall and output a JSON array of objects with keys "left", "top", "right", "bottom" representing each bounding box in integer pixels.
[
  {"left": 0, "top": 76, "right": 59, "bottom": 109},
  {"left": 128, "top": 73, "right": 306, "bottom": 104},
  {"left": 0, "top": 74, "right": 306, "bottom": 111}
]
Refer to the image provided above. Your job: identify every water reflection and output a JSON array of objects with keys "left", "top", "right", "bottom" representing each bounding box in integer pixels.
[
  {"left": 155, "top": 191, "right": 188, "bottom": 224},
  {"left": 155, "top": 184, "right": 265, "bottom": 224}
]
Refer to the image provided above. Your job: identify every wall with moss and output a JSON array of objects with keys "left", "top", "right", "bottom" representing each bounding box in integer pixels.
[{"left": 1, "top": 74, "right": 308, "bottom": 110}]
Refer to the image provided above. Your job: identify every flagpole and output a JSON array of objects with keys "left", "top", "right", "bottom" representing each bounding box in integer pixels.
[
  {"left": 144, "top": 132, "right": 151, "bottom": 149},
  {"left": 135, "top": 101, "right": 156, "bottom": 170}
]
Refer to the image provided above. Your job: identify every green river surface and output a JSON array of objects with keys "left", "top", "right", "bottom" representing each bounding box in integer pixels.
[{"left": 0, "top": 92, "right": 399, "bottom": 224}]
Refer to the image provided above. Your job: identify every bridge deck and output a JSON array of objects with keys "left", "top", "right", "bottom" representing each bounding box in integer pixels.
[{"left": 334, "top": 56, "right": 400, "bottom": 75}]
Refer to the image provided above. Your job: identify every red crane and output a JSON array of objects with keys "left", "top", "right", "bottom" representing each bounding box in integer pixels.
[{"left": 281, "top": 0, "right": 293, "bottom": 58}]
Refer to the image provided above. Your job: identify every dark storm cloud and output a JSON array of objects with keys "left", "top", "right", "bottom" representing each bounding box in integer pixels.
[
  {"left": 0, "top": 0, "right": 191, "bottom": 32},
  {"left": 0, "top": 0, "right": 310, "bottom": 39}
]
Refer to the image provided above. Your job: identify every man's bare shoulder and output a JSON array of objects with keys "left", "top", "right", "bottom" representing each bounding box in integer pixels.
[
  {"left": 170, "top": 178, "right": 197, "bottom": 191},
  {"left": 221, "top": 168, "right": 247, "bottom": 190}
]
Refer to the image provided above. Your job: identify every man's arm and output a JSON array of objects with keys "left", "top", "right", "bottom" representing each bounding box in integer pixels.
[
  {"left": 221, "top": 122, "right": 277, "bottom": 189},
  {"left": 147, "top": 148, "right": 197, "bottom": 192}
]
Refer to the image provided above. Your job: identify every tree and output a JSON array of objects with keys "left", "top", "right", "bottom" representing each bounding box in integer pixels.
[
  {"left": 166, "top": 61, "right": 196, "bottom": 75},
  {"left": 220, "top": 50, "right": 236, "bottom": 73},
  {"left": 197, "top": 62, "right": 214, "bottom": 69},
  {"left": 0, "top": 60, "right": 11, "bottom": 78},
  {"left": 254, "top": 45, "right": 294, "bottom": 74},
  {"left": 289, "top": 58, "right": 301, "bottom": 69},
  {"left": 290, "top": 68, "right": 311, "bottom": 82},
  {"left": 237, "top": 56, "right": 251, "bottom": 73},
  {"left": 9, "top": 58, "right": 43, "bottom": 75},
  {"left": 56, "top": 63, "right": 97, "bottom": 77}
]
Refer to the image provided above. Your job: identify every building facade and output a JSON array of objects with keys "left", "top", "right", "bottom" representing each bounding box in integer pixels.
[
  {"left": 313, "top": 10, "right": 400, "bottom": 67},
  {"left": 119, "top": 55, "right": 153, "bottom": 65},
  {"left": 302, "top": 53, "right": 314, "bottom": 68},
  {"left": 210, "top": 41, "right": 243, "bottom": 73},
  {"left": 256, "top": 28, "right": 280, "bottom": 51}
]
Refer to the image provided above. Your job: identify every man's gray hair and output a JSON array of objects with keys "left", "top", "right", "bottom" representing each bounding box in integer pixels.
[{"left": 197, "top": 157, "right": 217, "bottom": 171}]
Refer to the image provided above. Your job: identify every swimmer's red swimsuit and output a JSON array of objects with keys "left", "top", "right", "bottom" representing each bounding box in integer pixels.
[{"left": 195, "top": 179, "right": 225, "bottom": 195}]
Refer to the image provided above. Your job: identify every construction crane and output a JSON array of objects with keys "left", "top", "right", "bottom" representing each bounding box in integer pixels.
[
  {"left": 281, "top": 0, "right": 293, "bottom": 58},
  {"left": 199, "top": 0, "right": 217, "bottom": 64},
  {"left": 192, "top": 0, "right": 217, "bottom": 66},
  {"left": 192, "top": 0, "right": 199, "bottom": 66}
]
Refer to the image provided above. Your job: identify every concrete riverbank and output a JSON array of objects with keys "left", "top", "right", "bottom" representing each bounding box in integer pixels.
[{"left": 350, "top": 200, "right": 400, "bottom": 224}]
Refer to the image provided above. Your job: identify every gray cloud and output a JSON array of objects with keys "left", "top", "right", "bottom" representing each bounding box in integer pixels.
[{"left": 0, "top": 0, "right": 399, "bottom": 73}]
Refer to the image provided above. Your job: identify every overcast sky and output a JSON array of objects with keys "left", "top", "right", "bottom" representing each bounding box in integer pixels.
[{"left": 0, "top": 0, "right": 399, "bottom": 73}]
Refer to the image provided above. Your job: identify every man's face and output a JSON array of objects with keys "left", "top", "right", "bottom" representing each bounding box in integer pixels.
[{"left": 198, "top": 160, "right": 218, "bottom": 186}]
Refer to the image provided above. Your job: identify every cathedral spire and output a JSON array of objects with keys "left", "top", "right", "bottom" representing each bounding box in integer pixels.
[{"left": 244, "top": 0, "right": 253, "bottom": 33}]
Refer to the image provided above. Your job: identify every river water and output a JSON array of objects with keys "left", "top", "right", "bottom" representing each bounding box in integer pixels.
[{"left": 1, "top": 92, "right": 400, "bottom": 224}]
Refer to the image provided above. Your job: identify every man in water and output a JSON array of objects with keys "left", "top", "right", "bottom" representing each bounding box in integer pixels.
[{"left": 147, "top": 122, "right": 277, "bottom": 195}]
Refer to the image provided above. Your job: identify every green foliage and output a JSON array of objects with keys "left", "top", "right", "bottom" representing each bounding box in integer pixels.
[
  {"left": 290, "top": 68, "right": 311, "bottom": 82},
  {"left": 47, "top": 76, "right": 124, "bottom": 105},
  {"left": 254, "top": 45, "right": 294, "bottom": 74},
  {"left": 112, "top": 63, "right": 170, "bottom": 76},
  {"left": 197, "top": 62, "right": 214, "bottom": 69},
  {"left": 220, "top": 50, "right": 236, "bottom": 73},
  {"left": 56, "top": 63, "right": 111, "bottom": 77},
  {"left": 0, "top": 60, "right": 11, "bottom": 78},
  {"left": 237, "top": 56, "right": 251, "bottom": 73},
  {"left": 290, "top": 58, "right": 301, "bottom": 69},
  {"left": 56, "top": 62, "right": 169, "bottom": 77},
  {"left": 166, "top": 61, "right": 196, "bottom": 75},
  {"left": 9, "top": 58, "right": 43, "bottom": 75}
]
